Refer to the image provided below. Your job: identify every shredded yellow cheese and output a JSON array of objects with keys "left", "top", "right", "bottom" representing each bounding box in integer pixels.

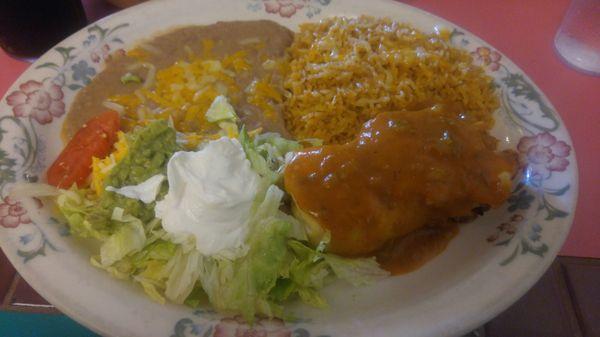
[
  {"left": 246, "top": 76, "right": 283, "bottom": 120},
  {"left": 91, "top": 131, "right": 129, "bottom": 196},
  {"left": 111, "top": 39, "right": 288, "bottom": 148},
  {"left": 126, "top": 47, "right": 149, "bottom": 61},
  {"left": 108, "top": 42, "right": 252, "bottom": 141}
]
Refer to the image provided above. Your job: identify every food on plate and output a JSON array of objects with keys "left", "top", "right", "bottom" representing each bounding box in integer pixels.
[
  {"left": 154, "top": 136, "right": 261, "bottom": 258},
  {"left": 285, "top": 103, "right": 516, "bottom": 257},
  {"left": 64, "top": 20, "right": 293, "bottom": 143},
  {"left": 47, "top": 110, "right": 120, "bottom": 188},
  {"left": 284, "top": 16, "right": 499, "bottom": 144},
  {"left": 48, "top": 115, "right": 386, "bottom": 321},
  {"left": 21, "top": 17, "right": 518, "bottom": 321}
]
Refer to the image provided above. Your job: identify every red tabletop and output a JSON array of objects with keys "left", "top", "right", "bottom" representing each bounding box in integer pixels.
[{"left": 1, "top": 0, "right": 599, "bottom": 258}]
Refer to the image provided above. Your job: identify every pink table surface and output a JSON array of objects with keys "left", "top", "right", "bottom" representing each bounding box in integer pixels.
[{"left": 0, "top": 0, "right": 598, "bottom": 258}]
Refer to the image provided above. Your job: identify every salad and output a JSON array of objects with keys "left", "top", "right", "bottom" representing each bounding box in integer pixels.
[{"left": 19, "top": 96, "right": 388, "bottom": 322}]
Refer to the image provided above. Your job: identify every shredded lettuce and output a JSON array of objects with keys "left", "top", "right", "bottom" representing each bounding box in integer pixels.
[
  {"left": 205, "top": 95, "right": 239, "bottom": 138},
  {"left": 194, "top": 185, "right": 291, "bottom": 320},
  {"left": 9, "top": 182, "right": 60, "bottom": 198},
  {"left": 188, "top": 183, "right": 387, "bottom": 322},
  {"left": 120, "top": 72, "right": 142, "bottom": 84},
  {"left": 56, "top": 187, "right": 110, "bottom": 240},
  {"left": 238, "top": 127, "right": 301, "bottom": 184},
  {"left": 49, "top": 118, "right": 388, "bottom": 321},
  {"left": 165, "top": 247, "right": 203, "bottom": 304},
  {"left": 99, "top": 207, "right": 147, "bottom": 266},
  {"left": 205, "top": 95, "right": 238, "bottom": 123},
  {"left": 238, "top": 126, "right": 276, "bottom": 183},
  {"left": 268, "top": 239, "right": 388, "bottom": 308},
  {"left": 323, "top": 255, "right": 389, "bottom": 287}
]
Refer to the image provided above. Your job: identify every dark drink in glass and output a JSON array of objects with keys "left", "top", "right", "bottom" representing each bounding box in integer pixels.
[{"left": 0, "top": 0, "right": 87, "bottom": 60}]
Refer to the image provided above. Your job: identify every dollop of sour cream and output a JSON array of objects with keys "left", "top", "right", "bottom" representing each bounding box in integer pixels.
[
  {"left": 106, "top": 174, "right": 165, "bottom": 204},
  {"left": 155, "top": 137, "right": 260, "bottom": 258}
]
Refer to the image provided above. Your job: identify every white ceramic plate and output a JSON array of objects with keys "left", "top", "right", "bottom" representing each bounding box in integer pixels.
[{"left": 0, "top": 1, "right": 578, "bottom": 336}]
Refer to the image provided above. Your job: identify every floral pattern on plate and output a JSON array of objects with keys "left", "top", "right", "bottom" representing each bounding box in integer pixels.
[
  {"left": 0, "top": 196, "right": 38, "bottom": 228},
  {"left": 450, "top": 29, "right": 573, "bottom": 265},
  {"left": 0, "top": 22, "right": 129, "bottom": 263},
  {"left": 6, "top": 79, "right": 65, "bottom": 125},
  {"left": 171, "top": 310, "right": 331, "bottom": 337},
  {"left": 247, "top": 0, "right": 331, "bottom": 18}
]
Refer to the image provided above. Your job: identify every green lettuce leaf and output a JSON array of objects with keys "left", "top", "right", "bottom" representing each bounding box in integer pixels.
[
  {"left": 254, "top": 132, "right": 302, "bottom": 168},
  {"left": 238, "top": 127, "right": 301, "bottom": 184},
  {"left": 205, "top": 95, "right": 238, "bottom": 123},
  {"left": 195, "top": 185, "right": 292, "bottom": 321},
  {"left": 238, "top": 126, "right": 276, "bottom": 183},
  {"left": 56, "top": 187, "right": 110, "bottom": 240},
  {"left": 99, "top": 207, "right": 147, "bottom": 266},
  {"left": 270, "top": 238, "right": 389, "bottom": 306},
  {"left": 323, "top": 254, "right": 389, "bottom": 287},
  {"left": 165, "top": 247, "right": 203, "bottom": 304},
  {"left": 127, "top": 239, "right": 177, "bottom": 304}
]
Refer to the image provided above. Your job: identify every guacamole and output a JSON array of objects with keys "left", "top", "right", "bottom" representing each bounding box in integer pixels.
[{"left": 90, "top": 121, "right": 179, "bottom": 225}]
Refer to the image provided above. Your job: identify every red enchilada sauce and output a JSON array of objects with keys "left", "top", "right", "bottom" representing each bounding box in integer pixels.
[{"left": 284, "top": 104, "right": 517, "bottom": 273}]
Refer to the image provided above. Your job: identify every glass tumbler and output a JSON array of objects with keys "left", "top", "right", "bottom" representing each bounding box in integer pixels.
[
  {"left": 0, "top": 1, "right": 87, "bottom": 60},
  {"left": 554, "top": 0, "right": 600, "bottom": 75}
]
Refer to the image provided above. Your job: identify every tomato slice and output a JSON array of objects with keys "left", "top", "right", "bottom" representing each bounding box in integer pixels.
[{"left": 47, "top": 110, "right": 120, "bottom": 188}]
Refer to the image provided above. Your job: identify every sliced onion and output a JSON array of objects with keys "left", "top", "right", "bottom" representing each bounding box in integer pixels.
[
  {"left": 126, "top": 62, "right": 143, "bottom": 71},
  {"left": 126, "top": 62, "right": 156, "bottom": 89},
  {"left": 134, "top": 89, "right": 146, "bottom": 104},
  {"left": 142, "top": 63, "right": 156, "bottom": 89},
  {"left": 139, "top": 43, "right": 163, "bottom": 56},
  {"left": 9, "top": 182, "right": 60, "bottom": 198},
  {"left": 102, "top": 100, "right": 125, "bottom": 115}
]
